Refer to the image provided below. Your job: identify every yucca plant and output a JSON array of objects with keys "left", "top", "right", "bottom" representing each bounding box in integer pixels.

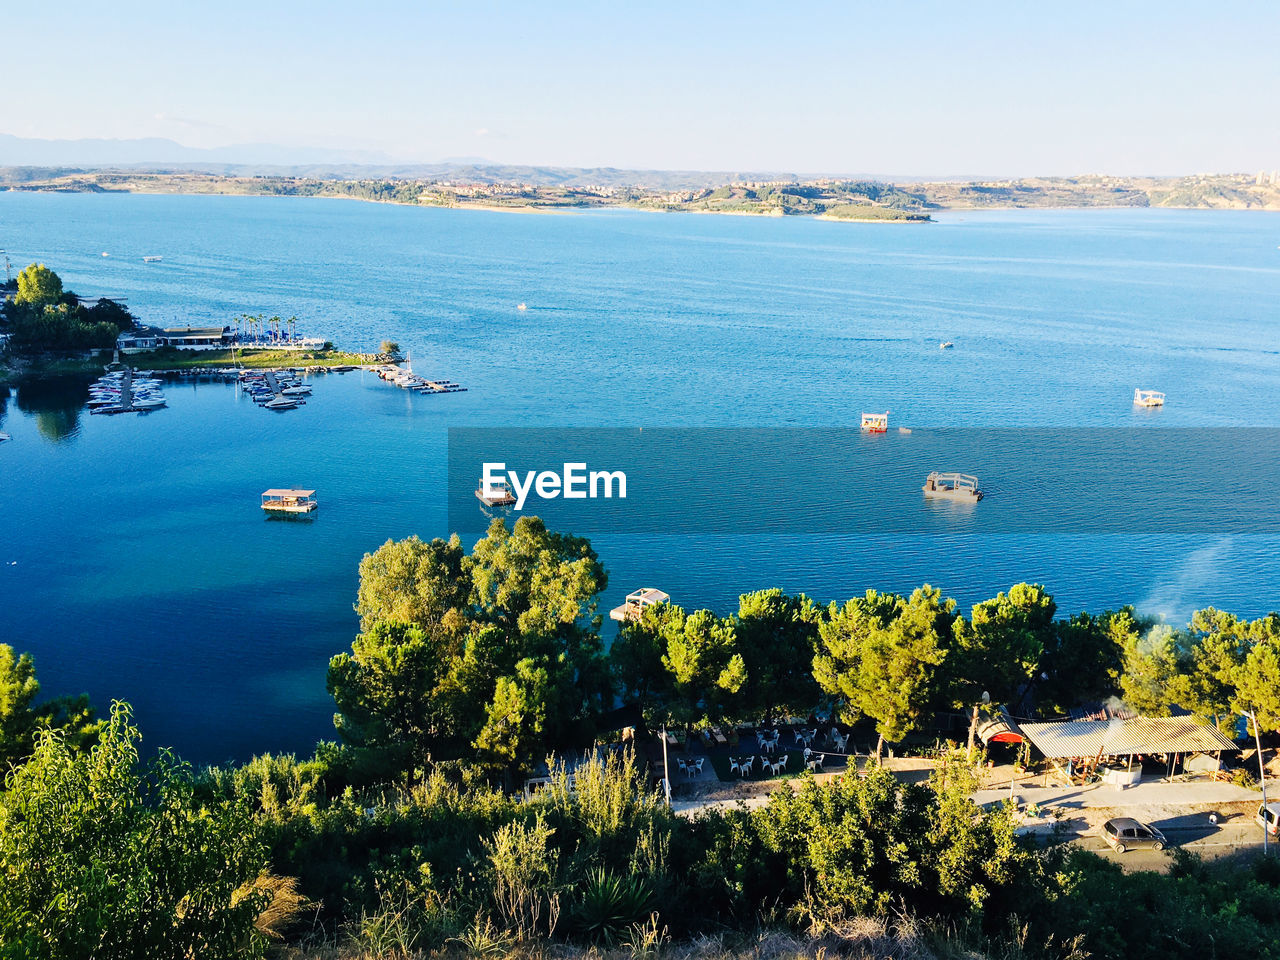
[{"left": 571, "top": 867, "right": 653, "bottom": 946}]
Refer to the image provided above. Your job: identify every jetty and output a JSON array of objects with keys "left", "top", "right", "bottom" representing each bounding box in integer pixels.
[
  {"left": 88, "top": 368, "right": 135, "bottom": 415},
  {"left": 377, "top": 364, "right": 468, "bottom": 394},
  {"left": 413, "top": 378, "right": 467, "bottom": 394}
]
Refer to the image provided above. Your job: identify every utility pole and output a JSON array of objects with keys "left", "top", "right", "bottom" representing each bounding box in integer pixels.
[
  {"left": 660, "top": 724, "right": 671, "bottom": 807},
  {"left": 1244, "top": 709, "right": 1269, "bottom": 855}
]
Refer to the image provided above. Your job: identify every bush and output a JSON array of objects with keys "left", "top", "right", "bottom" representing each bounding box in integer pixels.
[{"left": 0, "top": 703, "right": 270, "bottom": 960}]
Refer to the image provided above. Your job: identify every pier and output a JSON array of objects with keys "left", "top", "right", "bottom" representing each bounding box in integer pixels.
[
  {"left": 414, "top": 378, "right": 467, "bottom": 394},
  {"left": 88, "top": 366, "right": 152, "bottom": 414},
  {"left": 377, "top": 364, "right": 468, "bottom": 394}
]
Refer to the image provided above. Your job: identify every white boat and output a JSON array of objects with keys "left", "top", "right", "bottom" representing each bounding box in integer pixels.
[
  {"left": 0, "top": 432, "right": 10, "bottom": 443},
  {"left": 281, "top": 384, "right": 312, "bottom": 395},
  {"left": 1133, "top": 388, "right": 1165, "bottom": 408},
  {"left": 142, "top": 256, "right": 163, "bottom": 263},
  {"left": 939, "top": 341, "right": 954, "bottom": 349},
  {"left": 861, "top": 412, "right": 889, "bottom": 433},
  {"left": 132, "top": 397, "right": 167, "bottom": 409},
  {"left": 517, "top": 302, "right": 528, "bottom": 311},
  {"left": 264, "top": 395, "right": 298, "bottom": 410}
]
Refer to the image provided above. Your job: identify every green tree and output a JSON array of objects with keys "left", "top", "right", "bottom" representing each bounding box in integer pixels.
[
  {"left": 951, "top": 583, "right": 1057, "bottom": 710},
  {"left": 0, "top": 702, "right": 269, "bottom": 960},
  {"left": 1118, "top": 619, "right": 1184, "bottom": 716},
  {"left": 467, "top": 516, "right": 607, "bottom": 637},
  {"left": 14, "top": 263, "right": 63, "bottom": 307},
  {"left": 1169, "top": 608, "right": 1253, "bottom": 725},
  {"left": 752, "top": 762, "right": 1025, "bottom": 922},
  {"left": 0, "top": 645, "right": 102, "bottom": 770},
  {"left": 1034, "top": 610, "right": 1126, "bottom": 714},
  {"left": 814, "top": 587, "right": 954, "bottom": 757},
  {"left": 474, "top": 658, "right": 558, "bottom": 772},
  {"left": 327, "top": 620, "right": 456, "bottom": 774},
  {"left": 1234, "top": 616, "right": 1280, "bottom": 731},
  {"left": 331, "top": 519, "right": 613, "bottom": 779},
  {"left": 354, "top": 534, "right": 469, "bottom": 635},
  {"left": 609, "top": 600, "right": 680, "bottom": 717},
  {"left": 660, "top": 607, "right": 746, "bottom": 726},
  {"left": 732, "top": 589, "right": 822, "bottom": 721}
]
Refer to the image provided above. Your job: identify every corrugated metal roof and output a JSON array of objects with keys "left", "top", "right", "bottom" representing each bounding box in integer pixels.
[{"left": 1020, "top": 716, "right": 1238, "bottom": 758}]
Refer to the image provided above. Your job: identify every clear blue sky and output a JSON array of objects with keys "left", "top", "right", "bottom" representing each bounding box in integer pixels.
[{"left": 7, "top": 0, "right": 1279, "bottom": 175}]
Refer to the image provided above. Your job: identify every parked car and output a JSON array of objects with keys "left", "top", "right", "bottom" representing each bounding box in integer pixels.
[
  {"left": 1102, "top": 817, "right": 1167, "bottom": 853},
  {"left": 1257, "top": 801, "right": 1280, "bottom": 837}
]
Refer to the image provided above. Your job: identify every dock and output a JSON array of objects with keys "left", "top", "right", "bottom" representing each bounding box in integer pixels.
[
  {"left": 378, "top": 364, "right": 468, "bottom": 394},
  {"left": 89, "top": 367, "right": 136, "bottom": 415},
  {"left": 413, "top": 378, "right": 467, "bottom": 394}
]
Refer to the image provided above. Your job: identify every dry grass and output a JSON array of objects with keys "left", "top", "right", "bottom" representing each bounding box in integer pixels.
[
  {"left": 233, "top": 872, "right": 318, "bottom": 941},
  {"left": 272, "top": 914, "right": 1051, "bottom": 960}
]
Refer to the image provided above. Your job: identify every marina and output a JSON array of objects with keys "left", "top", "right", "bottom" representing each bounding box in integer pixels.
[
  {"left": 239, "top": 369, "right": 313, "bottom": 411},
  {"left": 376, "top": 363, "right": 468, "bottom": 394},
  {"left": 87, "top": 367, "right": 167, "bottom": 415}
]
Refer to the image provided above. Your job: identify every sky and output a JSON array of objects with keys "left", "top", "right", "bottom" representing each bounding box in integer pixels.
[{"left": 4, "top": 0, "right": 1279, "bottom": 176}]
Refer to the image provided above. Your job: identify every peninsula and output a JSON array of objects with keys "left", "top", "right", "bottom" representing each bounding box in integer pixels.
[{"left": 6, "top": 166, "right": 1279, "bottom": 219}]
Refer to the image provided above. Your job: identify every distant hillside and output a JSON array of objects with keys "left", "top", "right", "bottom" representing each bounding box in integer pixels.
[{"left": 2, "top": 167, "right": 1277, "bottom": 218}]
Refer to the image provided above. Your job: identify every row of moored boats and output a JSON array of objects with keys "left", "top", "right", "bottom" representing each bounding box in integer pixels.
[
  {"left": 238, "top": 370, "right": 313, "bottom": 410},
  {"left": 88, "top": 370, "right": 167, "bottom": 414}
]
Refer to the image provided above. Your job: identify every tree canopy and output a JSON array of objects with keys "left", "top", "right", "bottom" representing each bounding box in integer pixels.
[
  {"left": 329, "top": 517, "right": 612, "bottom": 781},
  {"left": 814, "top": 586, "right": 954, "bottom": 755},
  {"left": 14, "top": 263, "right": 63, "bottom": 307}
]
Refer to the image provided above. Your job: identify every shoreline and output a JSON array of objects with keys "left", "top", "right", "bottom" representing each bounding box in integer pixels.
[{"left": 0, "top": 347, "right": 382, "bottom": 385}]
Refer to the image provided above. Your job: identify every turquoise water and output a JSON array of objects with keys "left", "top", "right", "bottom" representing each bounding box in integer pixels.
[{"left": 3, "top": 193, "right": 1279, "bottom": 761}]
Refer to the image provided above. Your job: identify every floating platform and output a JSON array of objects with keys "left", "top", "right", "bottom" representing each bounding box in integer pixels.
[
  {"left": 1134, "top": 388, "right": 1165, "bottom": 408},
  {"left": 610, "top": 587, "right": 671, "bottom": 623},
  {"left": 261, "top": 488, "right": 318, "bottom": 514},
  {"left": 476, "top": 481, "right": 517, "bottom": 507},
  {"left": 922, "top": 472, "right": 982, "bottom": 502}
]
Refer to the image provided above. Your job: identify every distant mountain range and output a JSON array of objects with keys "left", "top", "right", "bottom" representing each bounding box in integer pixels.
[
  {"left": 0, "top": 134, "right": 396, "bottom": 168},
  {"left": 0, "top": 134, "right": 809, "bottom": 189}
]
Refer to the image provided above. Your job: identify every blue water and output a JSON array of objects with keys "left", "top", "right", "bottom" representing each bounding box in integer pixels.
[{"left": 3, "top": 192, "right": 1279, "bottom": 762}]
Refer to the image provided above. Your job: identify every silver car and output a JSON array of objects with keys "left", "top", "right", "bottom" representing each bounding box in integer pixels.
[{"left": 1102, "top": 817, "right": 1167, "bottom": 853}]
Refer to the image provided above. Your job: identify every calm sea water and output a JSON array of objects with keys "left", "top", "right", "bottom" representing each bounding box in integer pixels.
[{"left": 3, "top": 192, "right": 1279, "bottom": 762}]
